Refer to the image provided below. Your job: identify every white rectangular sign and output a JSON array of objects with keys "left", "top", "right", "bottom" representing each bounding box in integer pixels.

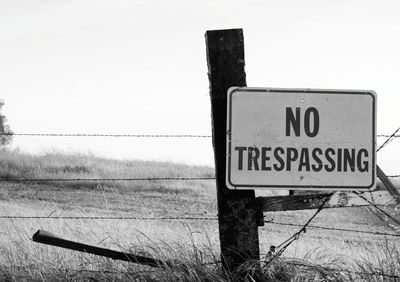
[{"left": 226, "top": 87, "right": 376, "bottom": 190}]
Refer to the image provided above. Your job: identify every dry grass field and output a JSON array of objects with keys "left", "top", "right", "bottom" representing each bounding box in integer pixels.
[{"left": 0, "top": 149, "right": 399, "bottom": 281}]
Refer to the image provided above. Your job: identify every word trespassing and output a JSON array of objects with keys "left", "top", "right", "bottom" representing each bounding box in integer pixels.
[{"left": 234, "top": 146, "right": 369, "bottom": 172}]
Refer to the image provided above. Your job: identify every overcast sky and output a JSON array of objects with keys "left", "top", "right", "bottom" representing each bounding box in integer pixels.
[{"left": 1, "top": 0, "right": 400, "bottom": 174}]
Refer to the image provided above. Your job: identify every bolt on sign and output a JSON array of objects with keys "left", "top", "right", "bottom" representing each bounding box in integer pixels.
[{"left": 226, "top": 87, "right": 376, "bottom": 190}]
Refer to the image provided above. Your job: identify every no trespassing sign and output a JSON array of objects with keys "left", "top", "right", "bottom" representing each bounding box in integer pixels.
[{"left": 226, "top": 87, "right": 376, "bottom": 191}]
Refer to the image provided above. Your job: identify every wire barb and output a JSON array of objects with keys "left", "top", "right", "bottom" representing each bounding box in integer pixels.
[
  {"left": 377, "top": 126, "right": 400, "bottom": 152},
  {"left": 378, "top": 134, "right": 400, "bottom": 138}
]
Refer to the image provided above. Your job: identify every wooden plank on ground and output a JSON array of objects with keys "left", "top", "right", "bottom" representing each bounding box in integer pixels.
[
  {"left": 32, "top": 230, "right": 174, "bottom": 268},
  {"left": 256, "top": 190, "right": 395, "bottom": 212}
]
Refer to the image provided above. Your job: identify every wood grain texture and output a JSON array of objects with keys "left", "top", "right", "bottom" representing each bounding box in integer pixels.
[
  {"left": 33, "top": 230, "right": 172, "bottom": 268},
  {"left": 377, "top": 165, "right": 400, "bottom": 204},
  {"left": 206, "top": 29, "right": 260, "bottom": 270},
  {"left": 256, "top": 190, "right": 395, "bottom": 212}
]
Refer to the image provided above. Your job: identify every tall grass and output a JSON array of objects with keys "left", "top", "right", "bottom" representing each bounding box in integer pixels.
[
  {"left": 0, "top": 149, "right": 216, "bottom": 194},
  {"left": 0, "top": 149, "right": 215, "bottom": 179},
  {"left": 2, "top": 231, "right": 398, "bottom": 281},
  {"left": 0, "top": 149, "right": 399, "bottom": 281}
]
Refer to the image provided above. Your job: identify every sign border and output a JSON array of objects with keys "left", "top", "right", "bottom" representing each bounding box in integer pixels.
[{"left": 226, "top": 87, "right": 377, "bottom": 190}]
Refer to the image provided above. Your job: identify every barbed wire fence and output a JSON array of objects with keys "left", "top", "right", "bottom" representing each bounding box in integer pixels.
[
  {"left": 0, "top": 130, "right": 399, "bottom": 226},
  {"left": 1, "top": 132, "right": 399, "bottom": 138},
  {"left": 0, "top": 130, "right": 399, "bottom": 280}
]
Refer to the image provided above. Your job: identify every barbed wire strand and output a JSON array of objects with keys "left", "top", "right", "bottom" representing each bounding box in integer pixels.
[
  {"left": 378, "top": 134, "right": 400, "bottom": 138},
  {"left": 353, "top": 191, "right": 400, "bottom": 235},
  {"left": 1, "top": 212, "right": 397, "bottom": 237},
  {"left": 0, "top": 132, "right": 399, "bottom": 138},
  {"left": 0, "top": 133, "right": 212, "bottom": 138},
  {"left": 0, "top": 215, "right": 218, "bottom": 221},
  {"left": 264, "top": 194, "right": 332, "bottom": 267},
  {"left": 2, "top": 175, "right": 400, "bottom": 182},
  {"left": 377, "top": 126, "right": 400, "bottom": 152},
  {"left": 0, "top": 177, "right": 216, "bottom": 182},
  {"left": 265, "top": 221, "right": 400, "bottom": 237}
]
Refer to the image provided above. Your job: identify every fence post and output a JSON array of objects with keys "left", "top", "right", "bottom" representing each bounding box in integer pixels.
[
  {"left": 205, "top": 29, "right": 260, "bottom": 271},
  {"left": 377, "top": 165, "right": 400, "bottom": 204}
]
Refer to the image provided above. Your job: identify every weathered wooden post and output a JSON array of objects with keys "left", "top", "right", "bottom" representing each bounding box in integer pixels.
[
  {"left": 377, "top": 165, "right": 400, "bottom": 204},
  {"left": 205, "top": 29, "right": 260, "bottom": 271}
]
